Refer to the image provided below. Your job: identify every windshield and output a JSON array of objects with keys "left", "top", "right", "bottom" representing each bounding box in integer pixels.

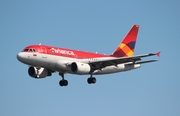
[{"left": 22, "top": 48, "right": 36, "bottom": 52}]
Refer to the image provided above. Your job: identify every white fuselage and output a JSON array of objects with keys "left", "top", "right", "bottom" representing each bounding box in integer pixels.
[{"left": 17, "top": 52, "right": 140, "bottom": 75}]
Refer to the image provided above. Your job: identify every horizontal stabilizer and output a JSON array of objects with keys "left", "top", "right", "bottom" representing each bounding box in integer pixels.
[
  {"left": 156, "top": 52, "right": 161, "bottom": 57},
  {"left": 135, "top": 60, "right": 158, "bottom": 64}
]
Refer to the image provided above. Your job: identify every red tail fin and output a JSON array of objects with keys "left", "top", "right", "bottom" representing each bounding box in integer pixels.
[{"left": 112, "top": 25, "right": 139, "bottom": 57}]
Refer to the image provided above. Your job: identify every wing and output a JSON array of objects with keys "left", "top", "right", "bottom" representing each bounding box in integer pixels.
[{"left": 89, "top": 52, "right": 160, "bottom": 70}]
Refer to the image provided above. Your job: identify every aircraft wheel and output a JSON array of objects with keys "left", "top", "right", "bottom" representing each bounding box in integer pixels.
[
  {"left": 63, "top": 80, "right": 68, "bottom": 86},
  {"left": 91, "top": 77, "right": 96, "bottom": 84},
  {"left": 87, "top": 78, "right": 92, "bottom": 84},
  {"left": 59, "top": 80, "right": 64, "bottom": 86},
  {"left": 59, "top": 80, "right": 68, "bottom": 86},
  {"left": 87, "top": 77, "right": 96, "bottom": 84}
]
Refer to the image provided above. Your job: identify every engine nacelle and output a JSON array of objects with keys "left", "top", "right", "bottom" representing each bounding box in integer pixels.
[
  {"left": 28, "top": 66, "right": 49, "bottom": 78},
  {"left": 71, "top": 62, "right": 91, "bottom": 74}
]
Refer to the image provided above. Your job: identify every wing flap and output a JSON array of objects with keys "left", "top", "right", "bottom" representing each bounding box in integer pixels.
[
  {"left": 89, "top": 52, "right": 159, "bottom": 64},
  {"left": 89, "top": 52, "right": 159, "bottom": 70},
  {"left": 135, "top": 60, "right": 158, "bottom": 64}
]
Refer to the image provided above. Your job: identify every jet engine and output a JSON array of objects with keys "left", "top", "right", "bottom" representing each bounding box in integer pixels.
[
  {"left": 28, "top": 66, "right": 50, "bottom": 78},
  {"left": 71, "top": 62, "right": 91, "bottom": 74}
]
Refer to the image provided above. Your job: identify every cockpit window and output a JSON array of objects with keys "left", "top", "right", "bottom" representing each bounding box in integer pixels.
[
  {"left": 23, "top": 48, "right": 36, "bottom": 52},
  {"left": 29, "top": 49, "right": 32, "bottom": 52},
  {"left": 23, "top": 48, "right": 29, "bottom": 52},
  {"left": 32, "top": 49, "right": 36, "bottom": 52}
]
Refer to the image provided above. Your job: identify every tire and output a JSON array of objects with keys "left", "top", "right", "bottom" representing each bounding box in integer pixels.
[
  {"left": 64, "top": 80, "right": 68, "bottom": 86},
  {"left": 87, "top": 78, "right": 92, "bottom": 84},
  {"left": 91, "top": 77, "right": 96, "bottom": 84},
  {"left": 59, "top": 80, "right": 64, "bottom": 86}
]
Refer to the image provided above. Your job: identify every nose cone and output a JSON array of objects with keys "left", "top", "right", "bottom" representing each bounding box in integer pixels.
[
  {"left": 17, "top": 52, "right": 32, "bottom": 65},
  {"left": 17, "top": 52, "right": 24, "bottom": 62}
]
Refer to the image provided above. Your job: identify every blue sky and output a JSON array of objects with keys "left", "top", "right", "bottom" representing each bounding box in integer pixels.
[{"left": 0, "top": 0, "right": 180, "bottom": 116}]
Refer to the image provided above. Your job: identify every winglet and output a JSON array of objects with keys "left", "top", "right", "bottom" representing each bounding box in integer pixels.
[{"left": 156, "top": 52, "right": 161, "bottom": 57}]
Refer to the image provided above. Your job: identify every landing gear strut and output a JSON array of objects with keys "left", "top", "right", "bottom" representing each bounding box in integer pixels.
[
  {"left": 59, "top": 73, "right": 68, "bottom": 86},
  {"left": 87, "top": 76, "right": 96, "bottom": 84}
]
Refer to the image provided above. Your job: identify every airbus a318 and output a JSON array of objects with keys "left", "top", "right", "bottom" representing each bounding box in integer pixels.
[{"left": 17, "top": 25, "right": 160, "bottom": 87}]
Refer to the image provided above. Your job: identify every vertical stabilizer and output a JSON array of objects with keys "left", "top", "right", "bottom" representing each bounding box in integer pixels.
[{"left": 112, "top": 25, "right": 139, "bottom": 57}]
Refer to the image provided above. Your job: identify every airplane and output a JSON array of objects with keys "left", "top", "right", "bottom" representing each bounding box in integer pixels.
[{"left": 17, "top": 25, "right": 160, "bottom": 87}]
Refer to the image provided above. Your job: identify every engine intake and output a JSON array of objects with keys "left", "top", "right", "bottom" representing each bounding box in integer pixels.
[
  {"left": 28, "top": 66, "right": 49, "bottom": 78},
  {"left": 71, "top": 62, "right": 91, "bottom": 74}
]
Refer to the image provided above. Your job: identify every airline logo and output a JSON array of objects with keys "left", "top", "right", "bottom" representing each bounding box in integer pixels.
[
  {"left": 48, "top": 48, "right": 75, "bottom": 56},
  {"left": 112, "top": 25, "right": 139, "bottom": 57},
  {"left": 119, "top": 43, "right": 134, "bottom": 56}
]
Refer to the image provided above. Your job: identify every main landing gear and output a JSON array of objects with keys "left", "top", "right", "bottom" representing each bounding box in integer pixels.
[
  {"left": 87, "top": 76, "right": 96, "bottom": 84},
  {"left": 58, "top": 73, "right": 96, "bottom": 87},
  {"left": 59, "top": 73, "right": 68, "bottom": 86}
]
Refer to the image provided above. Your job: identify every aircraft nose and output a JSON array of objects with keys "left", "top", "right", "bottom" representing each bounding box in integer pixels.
[{"left": 17, "top": 52, "right": 24, "bottom": 62}]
